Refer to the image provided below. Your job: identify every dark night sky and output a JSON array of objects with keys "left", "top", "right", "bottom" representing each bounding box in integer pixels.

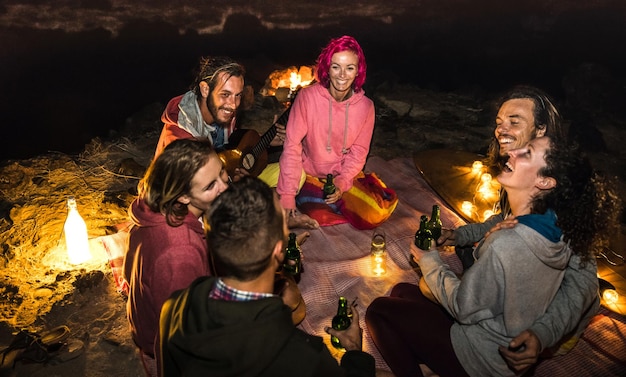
[{"left": 1, "top": 1, "right": 625, "bottom": 160}]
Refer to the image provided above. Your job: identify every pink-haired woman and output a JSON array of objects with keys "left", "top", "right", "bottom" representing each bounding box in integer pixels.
[{"left": 277, "top": 35, "right": 378, "bottom": 229}]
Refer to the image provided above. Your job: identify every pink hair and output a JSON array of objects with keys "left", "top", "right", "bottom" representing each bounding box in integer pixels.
[{"left": 314, "top": 35, "right": 367, "bottom": 93}]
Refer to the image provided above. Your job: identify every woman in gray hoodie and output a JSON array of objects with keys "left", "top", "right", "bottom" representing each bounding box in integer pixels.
[{"left": 365, "top": 136, "right": 619, "bottom": 377}]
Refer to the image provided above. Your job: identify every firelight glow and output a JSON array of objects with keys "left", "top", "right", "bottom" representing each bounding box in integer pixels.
[{"left": 289, "top": 72, "right": 301, "bottom": 92}]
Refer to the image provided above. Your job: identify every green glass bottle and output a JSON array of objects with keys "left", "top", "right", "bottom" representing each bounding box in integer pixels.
[
  {"left": 427, "top": 204, "right": 442, "bottom": 242},
  {"left": 323, "top": 174, "right": 336, "bottom": 199},
  {"left": 330, "top": 297, "right": 351, "bottom": 350},
  {"left": 283, "top": 232, "right": 302, "bottom": 283},
  {"left": 414, "top": 215, "right": 433, "bottom": 251}
]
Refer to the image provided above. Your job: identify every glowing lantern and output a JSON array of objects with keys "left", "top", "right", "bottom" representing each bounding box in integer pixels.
[
  {"left": 471, "top": 160, "right": 483, "bottom": 175},
  {"left": 370, "top": 230, "right": 387, "bottom": 276},
  {"left": 461, "top": 201, "right": 474, "bottom": 217},
  {"left": 599, "top": 277, "right": 619, "bottom": 305},
  {"left": 478, "top": 184, "right": 494, "bottom": 200},
  {"left": 64, "top": 196, "right": 92, "bottom": 264},
  {"left": 603, "top": 289, "right": 619, "bottom": 305},
  {"left": 477, "top": 173, "right": 498, "bottom": 200}
]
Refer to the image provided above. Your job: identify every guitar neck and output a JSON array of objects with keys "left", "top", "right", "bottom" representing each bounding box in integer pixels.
[{"left": 251, "top": 101, "right": 294, "bottom": 156}]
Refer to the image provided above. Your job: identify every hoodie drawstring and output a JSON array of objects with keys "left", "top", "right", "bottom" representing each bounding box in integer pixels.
[
  {"left": 326, "top": 97, "right": 332, "bottom": 152},
  {"left": 326, "top": 97, "right": 350, "bottom": 154},
  {"left": 342, "top": 102, "right": 350, "bottom": 154}
]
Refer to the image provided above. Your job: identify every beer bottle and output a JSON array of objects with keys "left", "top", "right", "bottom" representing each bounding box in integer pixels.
[
  {"left": 323, "top": 174, "right": 336, "bottom": 199},
  {"left": 283, "top": 232, "right": 302, "bottom": 283},
  {"left": 427, "top": 204, "right": 442, "bottom": 242},
  {"left": 330, "top": 297, "right": 351, "bottom": 350},
  {"left": 414, "top": 215, "right": 433, "bottom": 251}
]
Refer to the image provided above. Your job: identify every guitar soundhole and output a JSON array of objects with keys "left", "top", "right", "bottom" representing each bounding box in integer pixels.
[{"left": 242, "top": 154, "right": 256, "bottom": 170}]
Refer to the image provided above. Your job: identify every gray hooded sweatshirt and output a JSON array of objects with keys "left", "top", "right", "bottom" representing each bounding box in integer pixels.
[{"left": 420, "top": 211, "right": 570, "bottom": 376}]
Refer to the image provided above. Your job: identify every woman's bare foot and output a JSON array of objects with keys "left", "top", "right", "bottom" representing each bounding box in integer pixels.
[
  {"left": 288, "top": 212, "right": 319, "bottom": 229},
  {"left": 296, "top": 231, "right": 311, "bottom": 246}
]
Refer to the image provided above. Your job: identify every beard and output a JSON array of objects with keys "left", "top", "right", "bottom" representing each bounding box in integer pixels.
[{"left": 206, "top": 94, "right": 235, "bottom": 127}]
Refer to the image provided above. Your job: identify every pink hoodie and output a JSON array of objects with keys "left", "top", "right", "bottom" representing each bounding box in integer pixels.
[{"left": 277, "top": 83, "right": 375, "bottom": 209}]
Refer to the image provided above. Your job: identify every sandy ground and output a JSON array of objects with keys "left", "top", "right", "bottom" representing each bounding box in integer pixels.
[{"left": 1, "top": 80, "right": 625, "bottom": 376}]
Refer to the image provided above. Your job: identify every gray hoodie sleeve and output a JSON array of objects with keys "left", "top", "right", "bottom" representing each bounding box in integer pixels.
[
  {"left": 527, "top": 254, "right": 599, "bottom": 351},
  {"left": 419, "top": 243, "right": 505, "bottom": 324},
  {"left": 455, "top": 214, "right": 505, "bottom": 246}
]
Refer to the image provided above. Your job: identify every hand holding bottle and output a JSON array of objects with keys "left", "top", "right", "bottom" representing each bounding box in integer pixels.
[
  {"left": 437, "top": 228, "right": 457, "bottom": 246},
  {"left": 325, "top": 300, "right": 363, "bottom": 352},
  {"left": 274, "top": 273, "right": 300, "bottom": 310},
  {"left": 283, "top": 232, "right": 302, "bottom": 283},
  {"left": 274, "top": 272, "right": 306, "bottom": 326},
  {"left": 409, "top": 242, "right": 434, "bottom": 265},
  {"left": 324, "top": 186, "right": 343, "bottom": 204},
  {"left": 323, "top": 174, "right": 342, "bottom": 204}
]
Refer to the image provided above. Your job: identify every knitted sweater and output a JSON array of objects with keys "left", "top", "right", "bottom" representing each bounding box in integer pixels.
[{"left": 421, "top": 212, "right": 570, "bottom": 376}]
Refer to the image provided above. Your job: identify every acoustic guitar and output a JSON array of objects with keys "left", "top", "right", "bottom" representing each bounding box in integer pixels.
[{"left": 219, "top": 96, "right": 295, "bottom": 178}]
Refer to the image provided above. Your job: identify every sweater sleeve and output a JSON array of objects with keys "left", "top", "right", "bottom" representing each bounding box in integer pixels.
[
  {"left": 528, "top": 254, "right": 599, "bottom": 350},
  {"left": 334, "top": 102, "right": 375, "bottom": 193},
  {"left": 277, "top": 93, "right": 308, "bottom": 210},
  {"left": 420, "top": 242, "right": 504, "bottom": 323},
  {"left": 455, "top": 214, "right": 504, "bottom": 246}
]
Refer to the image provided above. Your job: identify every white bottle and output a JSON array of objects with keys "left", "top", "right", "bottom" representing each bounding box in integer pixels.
[{"left": 64, "top": 196, "right": 91, "bottom": 264}]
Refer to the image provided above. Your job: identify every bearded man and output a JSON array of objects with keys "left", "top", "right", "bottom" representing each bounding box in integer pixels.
[{"left": 154, "top": 56, "right": 245, "bottom": 158}]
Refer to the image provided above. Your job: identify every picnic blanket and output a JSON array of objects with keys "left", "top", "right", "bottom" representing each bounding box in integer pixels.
[
  {"left": 296, "top": 156, "right": 626, "bottom": 376},
  {"left": 100, "top": 156, "right": 626, "bottom": 376}
]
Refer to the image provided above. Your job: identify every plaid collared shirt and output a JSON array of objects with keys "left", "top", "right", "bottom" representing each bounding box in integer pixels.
[{"left": 208, "top": 278, "right": 275, "bottom": 301}]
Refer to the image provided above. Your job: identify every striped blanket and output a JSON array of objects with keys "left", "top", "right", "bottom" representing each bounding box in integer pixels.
[
  {"left": 296, "top": 172, "right": 399, "bottom": 230},
  {"left": 295, "top": 156, "right": 626, "bottom": 376}
]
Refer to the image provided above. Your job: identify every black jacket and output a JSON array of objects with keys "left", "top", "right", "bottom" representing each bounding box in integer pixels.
[{"left": 158, "top": 276, "right": 375, "bottom": 377}]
